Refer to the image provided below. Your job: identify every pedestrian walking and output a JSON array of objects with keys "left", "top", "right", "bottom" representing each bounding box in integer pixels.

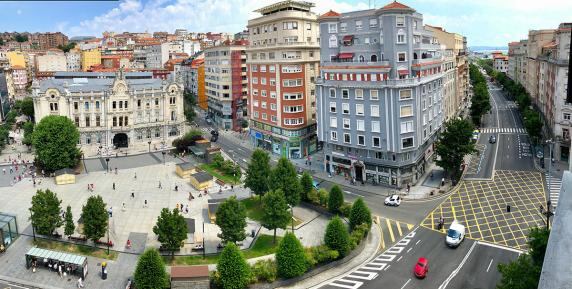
[
  {"left": 2, "top": 168, "right": 5, "bottom": 174},
  {"left": 9, "top": 166, "right": 13, "bottom": 174},
  {"left": 108, "top": 207, "right": 113, "bottom": 218},
  {"left": 231, "top": 184, "right": 234, "bottom": 191},
  {"left": 144, "top": 199, "right": 148, "bottom": 208},
  {"left": 174, "top": 185, "right": 178, "bottom": 191},
  {"left": 77, "top": 277, "right": 84, "bottom": 288},
  {"left": 180, "top": 203, "right": 183, "bottom": 211},
  {"left": 113, "top": 182, "right": 115, "bottom": 190},
  {"left": 441, "top": 177, "right": 445, "bottom": 187},
  {"left": 58, "top": 263, "right": 63, "bottom": 278},
  {"left": 134, "top": 173, "right": 137, "bottom": 179},
  {"left": 131, "top": 192, "right": 135, "bottom": 198},
  {"left": 185, "top": 205, "right": 189, "bottom": 214},
  {"left": 158, "top": 181, "right": 162, "bottom": 189},
  {"left": 122, "top": 202, "right": 126, "bottom": 211}
]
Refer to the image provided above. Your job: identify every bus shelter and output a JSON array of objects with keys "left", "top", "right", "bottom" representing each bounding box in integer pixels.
[
  {"left": 25, "top": 247, "right": 88, "bottom": 278},
  {"left": 0, "top": 213, "right": 18, "bottom": 252}
]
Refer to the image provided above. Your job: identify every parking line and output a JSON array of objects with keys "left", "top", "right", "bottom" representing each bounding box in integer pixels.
[
  {"left": 464, "top": 182, "right": 484, "bottom": 240},
  {"left": 450, "top": 197, "right": 457, "bottom": 222},
  {"left": 386, "top": 218, "right": 395, "bottom": 243},
  {"left": 431, "top": 212, "right": 435, "bottom": 230},
  {"left": 396, "top": 221, "right": 403, "bottom": 237}
]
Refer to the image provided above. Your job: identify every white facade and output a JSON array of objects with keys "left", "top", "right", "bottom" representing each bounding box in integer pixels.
[
  {"left": 66, "top": 51, "right": 81, "bottom": 72},
  {"left": 145, "top": 43, "right": 169, "bottom": 69},
  {"left": 37, "top": 52, "right": 67, "bottom": 72}
]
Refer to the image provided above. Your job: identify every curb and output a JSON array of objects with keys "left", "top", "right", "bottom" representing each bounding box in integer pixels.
[{"left": 0, "top": 274, "right": 61, "bottom": 289}]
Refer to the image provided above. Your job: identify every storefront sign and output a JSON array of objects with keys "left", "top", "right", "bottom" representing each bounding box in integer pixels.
[
  {"left": 332, "top": 152, "right": 345, "bottom": 157},
  {"left": 254, "top": 132, "right": 262, "bottom": 139}
]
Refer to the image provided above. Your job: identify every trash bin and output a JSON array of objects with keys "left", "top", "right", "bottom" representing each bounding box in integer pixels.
[{"left": 101, "top": 262, "right": 108, "bottom": 280}]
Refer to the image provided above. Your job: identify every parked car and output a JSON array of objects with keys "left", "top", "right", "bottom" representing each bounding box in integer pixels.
[
  {"left": 384, "top": 194, "right": 401, "bottom": 206},
  {"left": 489, "top": 135, "right": 496, "bottom": 144},
  {"left": 413, "top": 257, "right": 429, "bottom": 278}
]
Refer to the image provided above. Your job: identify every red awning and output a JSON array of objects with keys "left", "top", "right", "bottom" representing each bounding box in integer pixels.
[
  {"left": 398, "top": 69, "right": 409, "bottom": 75},
  {"left": 342, "top": 35, "right": 354, "bottom": 42},
  {"left": 338, "top": 53, "right": 354, "bottom": 59}
]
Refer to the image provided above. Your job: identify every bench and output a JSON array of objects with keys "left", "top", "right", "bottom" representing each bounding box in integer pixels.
[
  {"left": 95, "top": 239, "right": 114, "bottom": 247},
  {"left": 68, "top": 236, "right": 87, "bottom": 243},
  {"left": 215, "top": 179, "right": 225, "bottom": 186}
]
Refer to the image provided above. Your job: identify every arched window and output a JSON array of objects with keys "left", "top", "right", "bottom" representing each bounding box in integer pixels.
[
  {"left": 359, "top": 55, "right": 365, "bottom": 62},
  {"left": 371, "top": 55, "right": 378, "bottom": 62},
  {"left": 329, "top": 35, "right": 338, "bottom": 48}
]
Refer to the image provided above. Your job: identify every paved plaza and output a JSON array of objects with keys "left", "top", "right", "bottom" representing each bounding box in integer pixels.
[{"left": 421, "top": 170, "right": 546, "bottom": 250}]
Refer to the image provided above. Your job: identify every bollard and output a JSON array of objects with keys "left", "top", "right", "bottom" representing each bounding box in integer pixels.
[{"left": 506, "top": 205, "right": 511, "bottom": 213}]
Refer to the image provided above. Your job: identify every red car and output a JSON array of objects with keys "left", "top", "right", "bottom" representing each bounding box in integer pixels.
[{"left": 413, "top": 257, "right": 429, "bottom": 278}]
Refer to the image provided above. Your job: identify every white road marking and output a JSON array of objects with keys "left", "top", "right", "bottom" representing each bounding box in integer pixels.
[
  {"left": 242, "top": 158, "right": 247, "bottom": 163},
  {"left": 486, "top": 258, "right": 494, "bottom": 272},
  {"left": 344, "top": 191, "right": 357, "bottom": 196},
  {"left": 400, "top": 279, "right": 412, "bottom": 289},
  {"left": 407, "top": 247, "right": 412, "bottom": 253},
  {"left": 397, "top": 256, "right": 403, "bottom": 262},
  {"left": 438, "top": 241, "right": 478, "bottom": 289},
  {"left": 384, "top": 264, "right": 391, "bottom": 271},
  {"left": 329, "top": 280, "right": 363, "bottom": 289},
  {"left": 415, "top": 240, "right": 421, "bottom": 245},
  {"left": 477, "top": 241, "right": 524, "bottom": 254}
]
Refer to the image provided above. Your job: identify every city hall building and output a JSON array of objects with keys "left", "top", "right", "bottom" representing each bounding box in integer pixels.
[{"left": 32, "top": 71, "right": 185, "bottom": 152}]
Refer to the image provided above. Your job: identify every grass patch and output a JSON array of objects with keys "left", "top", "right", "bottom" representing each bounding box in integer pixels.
[
  {"left": 241, "top": 197, "right": 304, "bottom": 227},
  {"left": 33, "top": 239, "right": 118, "bottom": 260},
  {"left": 168, "top": 234, "right": 283, "bottom": 266},
  {"left": 199, "top": 164, "right": 240, "bottom": 185}
]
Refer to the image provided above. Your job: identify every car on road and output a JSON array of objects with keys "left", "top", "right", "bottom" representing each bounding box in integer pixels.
[
  {"left": 445, "top": 220, "right": 466, "bottom": 248},
  {"left": 384, "top": 194, "right": 401, "bottom": 206},
  {"left": 472, "top": 129, "right": 480, "bottom": 141},
  {"left": 489, "top": 135, "right": 496, "bottom": 144},
  {"left": 413, "top": 257, "right": 429, "bottom": 278}
]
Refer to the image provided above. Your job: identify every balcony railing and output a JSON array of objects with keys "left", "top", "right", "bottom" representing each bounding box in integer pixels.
[
  {"left": 413, "top": 43, "right": 441, "bottom": 51},
  {"left": 248, "top": 41, "right": 319, "bottom": 49},
  {"left": 412, "top": 57, "right": 442, "bottom": 65},
  {"left": 321, "top": 60, "right": 390, "bottom": 67}
]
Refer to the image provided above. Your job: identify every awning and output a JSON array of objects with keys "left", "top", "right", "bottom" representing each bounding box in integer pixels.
[
  {"left": 398, "top": 69, "right": 409, "bottom": 75},
  {"left": 342, "top": 35, "right": 354, "bottom": 42},
  {"left": 338, "top": 53, "right": 354, "bottom": 59}
]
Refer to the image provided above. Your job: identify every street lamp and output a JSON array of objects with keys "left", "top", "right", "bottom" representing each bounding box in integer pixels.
[
  {"left": 105, "top": 158, "right": 110, "bottom": 173},
  {"left": 29, "top": 208, "right": 36, "bottom": 242},
  {"left": 162, "top": 151, "right": 166, "bottom": 165},
  {"left": 148, "top": 141, "right": 151, "bottom": 152},
  {"left": 107, "top": 214, "right": 110, "bottom": 255},
  {"left": 202, "top": 222, "right": 206, "bottom": 259},
  {"left": 540, "top": 202, "right": 554, "bottom": 230}
]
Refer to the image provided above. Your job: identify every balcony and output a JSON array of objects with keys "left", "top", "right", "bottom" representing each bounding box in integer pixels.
[
  {"left": 339, "top": 43, "right": 380, "bottom": 52},
  {"left": 248, "top": 41, "right": 319, "bottom": 50},
  {"left": 413, "top": 43, "right": 441, "bottom": 51},
  {"left": 412, "top": 57, "right": 442, "bottom": 65},
  {"left": 321, "top": 59, "right": 390, "bottom": 68}
]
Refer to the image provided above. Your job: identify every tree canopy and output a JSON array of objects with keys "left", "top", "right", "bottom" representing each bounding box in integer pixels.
[
  {"left": 215, "top": 196, "right": 247, "bottom": 244},
  {"left": 81, "top": 195, "right": 108, "bottom": 243},
  {"left": 245, "top": 149, "right": 271, "bottom": 199},
  {"left": 270, "top": 157, "right": 301, "bottom": 207},
  {"left": 134, "top": 248, "right": 168, "bottom": 289},
  {"left": 349, "top": 198, "right": 372, "bottom": 231},
  {"left": 328, "top": 185, "right": 344, "bottom": 214},
  {"left": 276, "top": 232, "right": 307, "bottom": 278},
  {"left": 29, "top": 189, "right": 63, "bottom": 236},
  {"left": 153, "top": 208, "right": 188, "bottom": 259},
  {"left": 299, "top": 171, "right": 313, "bottom": 201},
  {"left": 324, "top": 216, "right": 350, "bottom": 257},
  {"left": 64, "top": 205, "right": 75, "bottom": 237},
  {"left": 261, "top": 189, "right": 291, "bottom": 243},
  {"left": 32, "top": 115, "right": 80, "bottom": 172},
  {"left": 435, "top": 118, "right": 475, "bottom": 180},
  {"left": 217, "top": 242, "right": 251, "bottom": 289}
]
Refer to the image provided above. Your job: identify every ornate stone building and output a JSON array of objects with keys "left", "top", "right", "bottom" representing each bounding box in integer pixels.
[{"left": 32, "top": 70, "right": 185, "bottom": 153}]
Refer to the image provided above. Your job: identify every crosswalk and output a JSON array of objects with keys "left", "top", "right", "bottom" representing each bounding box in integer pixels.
[
  {"left": 480, "top": 127, "right": 527, "bottom": 134},
  {"left": 546, "top": 173, "right": 563, "bottom": 209}
]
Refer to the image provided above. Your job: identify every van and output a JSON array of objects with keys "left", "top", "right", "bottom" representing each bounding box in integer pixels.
[{"left": 445, "top": 220, "right": 465, "bottom": 248}]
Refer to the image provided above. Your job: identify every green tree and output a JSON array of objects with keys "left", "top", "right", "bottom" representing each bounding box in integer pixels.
[
  {"left": 261, "top": 190, "right": 291, "bottom": 243},
  {"left": 435, "top": 118, "right": 476, "bottom": 180},
  {"left": 13, "top": 33, "right": 28, "bottom": 50},
  {"left": 153, "top": 208, "right": 188, "bottom": 259},
  {"left": 349, "top": 198, "right": 372, "bottom": 231},
  {"left": 81, "top": 195, "right": 108, "bottom": 243},
  {"left": 57, "top": 42, "right": 76, "bottom": 53},
  {"left": 22, "top": 122, "right": 34, "bottom": 146},
  {"left": 324, "top": 216, "right": 350, "bottom": 257},
  {"left": 328, "top": 185, "right": 344, "bottom": 214},
  {"left": 497, "top": 255, "right": 540, "bottom": 289},
  {"left": 244, "top": 149, "right": 271, "bottom": 200},
  {"left": 270, "top": 157, "right": 301, "bottom": 207},
  {"left": 523, "top": 109, "right": 543, "bottom": 144},
  {"left": 183, "top": 91, "right": 197, "bottom": 123},
  {"left": 528, "top": 227, "right": 550, "bottom": 266},
  {"left": 215, "top": 196, "right": 247, "bottom": 244},
  {"left": 217, "top": 242, "right": 251, "bottom": 289},
  {"left": 276, "top": 232, "right": 307, "bottom": 278},
  {"left": 299, "top": 171, "right": 313, "bottom": 201},
  {"left": 32, "top": 115, "right": 80, "bottom": 172},
  {"left": 64, "top": 205, "right": 75, "bottom": 237},
  {"left": 29, "top": 189, "right": 63, "bottom": 236},
  {"left": 20, "top": 97, "right": 34, "bottom": 118},
  {"left": 134, "top": 248, "right": 168, "bottom": 289}
]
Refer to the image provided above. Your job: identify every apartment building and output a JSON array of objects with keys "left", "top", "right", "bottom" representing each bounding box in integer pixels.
[
  {"left": 6, "top": 51, "right": 26, "bottom": 67},
  {"left": 316, "top": 1, "right": 446, "bottom": 187},
  {"left": 526, "top": 29, "right": 556, "bottom": 110},
  {"left": 247, "top": 0, "right": 320, "bottom": 159},
  {"left": 37, "top": 50, "right": 67, "bottom": 72},
  {"left": 81, "top": 49, "right": 102, "bottom": 71},
  {"left": 191, "top": 57, "right": 207, "bottom": 111},
  {"left": 508, "top": 40, "right": 528, "bottom": 86},
  {"left": 204, "top": 41, "right": 248, "bottom": 130},
  {"left": 8, "top": 66, "right": 28, "bottom": 99},
  {"left": 493, "top": 54, "right": 509, "bottom": 73},
  {"left": 145, "top": 43, "right": 169, "bottom": 69},
  {"left": 66, "top": 50, "right": 81, "bottom": 72}
]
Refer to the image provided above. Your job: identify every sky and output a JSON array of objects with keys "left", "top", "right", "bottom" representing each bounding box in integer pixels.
[{"left": 1, "top": 0, "right": 571, "bottom": 47}]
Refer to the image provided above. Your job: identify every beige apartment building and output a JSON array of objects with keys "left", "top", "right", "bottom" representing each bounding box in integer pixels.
[
  {"left": 37, "top": 50, "right": 67, "bottom": 72},
  {"left": 508, "top": 40, "right": 528, "bottom": 86},
  {"left": 247, "top": 0, "right": 320, "bottom": 159},
  {"left": 526, "top": 29, "right": 556, "bottom": 110}
]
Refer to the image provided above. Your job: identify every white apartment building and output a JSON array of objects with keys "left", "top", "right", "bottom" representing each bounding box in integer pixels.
[
  {"left": 145, "top": 43, "right": 169, "bottom": 69},
  {"left": 37, "top": 50, "right": 67, "bottom": 72},
  {"left": 66, "top": 51, "right": 81, "bottom": 72}
]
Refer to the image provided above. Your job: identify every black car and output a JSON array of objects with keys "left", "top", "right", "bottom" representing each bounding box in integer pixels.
[{"left": 489, "top": 135, "right": 496, "bottom": 144}]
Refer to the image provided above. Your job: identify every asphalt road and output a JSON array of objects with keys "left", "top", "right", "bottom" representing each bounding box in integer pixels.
[{"left": 0, "top": 281, "right": 31, "bottom": 289}]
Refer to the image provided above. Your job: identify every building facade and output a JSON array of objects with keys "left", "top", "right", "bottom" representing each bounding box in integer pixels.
[
  {"left": 316, "top": 1, "right": 446, "bottom": 187},
  {"left": 66, "top": 50, "right": 81, "bottom": 72},
  {"left": 191, "top": 58, "right": 207, "bottom": 110},
  {"left": 37, "top": 50, "right": 67, "bottom": 72},
  {"left": 507, "top": 40, "right": 528, "bottom": 86},
  {"left": 204, "top": 41, "right": 248, "bottom": 130},
  {"left": 6, "top": 51, "right": 26, "bottom": 68},
  {"left": 31, "top": 71, "right": 185, "bottom": 152},
  {"left": 81, "top": 49, "right": 102, "bottom": 71},
  {"left": 493, "top": 54, "right": 509, "bottom": 73},
  {"left": 247, "top": 0, "right": 320, "bottom": 159},
  {"left": 145, "top": 43, "right": 169, "bottom": 69},
  {"left": 8, "top": 66, "right": 28, "bottom": 99},
  {"left": 526, "top": 29, "right": 556, "bottom": 110}
]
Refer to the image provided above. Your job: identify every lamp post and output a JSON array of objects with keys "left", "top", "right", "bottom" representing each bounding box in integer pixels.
[
  {"left": 202, "top": 222, "right": 206, "bottom": 259},
  {"left": 107, "top": 214, "right": 110, "bottom": 255},
  {"left": 162, "top": 151, "right": 166, "bottom": 165},
  {"left": 105, "top": 157, "right": 110, "bottom": 173},
  {"left": 99, "top": 145, "right": 102, "bottom": 156},
  {"left": 29, "top": 208, "right": 35, "bottom": 242},
  {"left": 148, "top": 141, "right": 151, "bottom": 152}
]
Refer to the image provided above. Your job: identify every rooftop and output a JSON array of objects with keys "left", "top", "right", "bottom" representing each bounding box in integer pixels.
[
  {"left": 381, "top": 1, "right": 413, "bottom": 11},
  {"left": 38, "top": 72, "right": 165, "bottom": 94},
  {"left": 254, "top": 0, "right": 315, "bottom": 15}
]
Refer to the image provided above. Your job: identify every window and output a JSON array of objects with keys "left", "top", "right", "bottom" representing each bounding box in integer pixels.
[
  {"left": 85, "top": 116, "right": 90, "bottom": 127},
  {"left": 96, "top": 116, "right": 101, "bottom": 126},
  {"left": 399, "top": 89, "right": 412, "bottom": 100},
  {"left": 328, "top": 23, "right": 337, "bottom": 33},
  {"left": 355, "top": 89, "right": 363, "bottom": 100},
  {"left": 340, "top": 22, "right": 347, "bottom": 32},
  {"left": 371, "top": 90, "right": 379, "bottom": 100},
  {"left": 262, "top": 113, "right": 267, "bottom": 120},
  {"left": 330, "top": 117, "right": 337, "bottom": 128},
  {"left": 329, "top": 88, "right": 336, "bottom": 98},
  {"left": 373, "top": 137, "right": 381, "bottom": 147},
  {"left": 261, "top": 78, "right": 267, "bottom": 85},
  {"left": 270, "top": 79, "right": 276, "bottom": 86},
  {"left": 371, "top": 105, "right": 380, "bottom": 117},
  {"left": 357, "top": 120, "right": 365, "bottom": 131},
  {"left": 74, "top": 117, "right": 79, "bottom": 126},
  {"left": 261, "top": 90, "right": 267, "bottom": 97},
  {"left": 331, "top": 131, "right": 338, "bottom": 141},
  {"left": 329, "top": 35, "right": 337, "bottom": 48},
  {"left": 356, "top": 104, "right": 364, "bottom": 115},
  {"left": 330, "top": 102, "right": 337, "bottom": 113},
  {"left": 251, "top": 65, "right": 258, "bottom": 72},
  {"left": 401, "top": 121, "right": 414, "bottom": 133},
  {"left": 357, "top": 135, "right": 365, "bottom": 146},
  {"left": 253, "top": 100, "right": 259, "bottom": 107},
  {"left": 270, "top": 92, "right": 277, "bottom": 98},
  {"left": 343, "top": 118, "right": 350, "bottom": 129},
  {"left": 355, "top": 20, "right": 363, "bottom": 30},
  {"left": 84, "top": 102, "right": 90, "bottom": 110},
  {"left": 282, "top": 79, "right": 303, "bottom": 87},
  {"left": 400, "top": 105, "right": 413, "bottom": 117},
  {"left": 402, "top": 137, "right": 414, "bottom": 149},
  {"left": 396, "top": 16, "right": 405, "bottom": 27},
  {"left": 269, "top": 65, "right": 275, "bottom": 72},
  {"left": 306, "top": 22, "right": 312, "bottom": 30},
  {"left": 397, "top": 29, "right": 406, "bottom": 44},
  {"left": 271, "top": 115, "right": 277, "bottom": 122},
  {"left": 252, "top": 77, "right": 258, "bottom": 84},
  {"left": 343, "top": 133, "right": 351, "bottom": 144},
  {"left": 284, "top": 93, "right": 303, "bottom": 100},
  {"left": 369, "top": 18, "right": 378, "bottom": 28},
  {"left": 342, "top": 103, "right": 350, "bottom": 114},
  {"left": 565, "top": 113, "right": 571, "bottom": 120},
  {"left": 342, "top": 89, "right": 349, "bottom": 99},
  {"left": 112, "top": 101, "right": 116, "bottom": 109},
  {"left": 155, "top": 98, "right": 159, "bottom": 106},
  {"left": 372, "top": 121, "right": 380, "bottom": 133},
  {"left": 398, "top": 52, "right": 407, "bottom": 62},
  {"left": 253, "top": 111, "right": 259, "bottom": 118},
  {"left": 112, "top": 116, "right": 117, "bottom": 127},
  {"left": 271, "top": 103, "right": 277, "bottom": 111},
  {"left": 137, "top": 99, "right": 141, "bottom": 108},
  {"left": 283, "top": 105, "right": 303, "bottom": 113},
  {"left": 282, "top": 65, "right": 302, "bottom": 73},
  {"left": 261, "top": 101, "right": 267, "bottom": 109},
  {"left": 260, "top": 65, "right": 267, "bottom": 72},
  {"left": 283, "top": 21, "right": 298, "bottom": 30}
]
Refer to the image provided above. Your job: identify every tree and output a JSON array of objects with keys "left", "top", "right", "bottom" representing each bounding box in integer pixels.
[
  {"left": 276, "top": 232, "right": 307, "bottom": 278},
  {"left": 20, "top": 97, "right": 34, "bottom": 118},
  {"left": 527, "top": 227, "right": 550, "bottom": 267},
  {"left": 153, "top": 208, "right": 188, "bottom": 259},
  {"left": 29, "top": 189, "right": 63, "bottom": 236},
  {"left": 497, "top": 255, "right": 540, "bottom": 289},
  {"left": 324, "top": 216, "right": 350, "bottom": 257},
  {"left": 217, "top": 242, "right": 251, "bottom": 289},
  {"left": 215, "top": 196, "right": 247, "bottom": 244},
  {"left": 57, "top": 42, "right": 76, "bottom": 53},
  {"left": 32, "top": 115, "right": 80, "bottom": 172},
  {"left": 349, "top": 198, "right": 372, "bottom": 231},
  {"left": 64, "top": 205, "right": 75, "bottom": 237},
  {"left": 81, "top": 195, "right": 108, "bottom": 243},
  {"left": 183, "top": 91, "right": 197, "bottom": 123},
  {"left": 244, "top": 149, "right": 271, "bottom": 200},
  {"left": 523, "top": 109, "right": 543, "bottom": 144},
  {"left": 261, "top": 190, "right": 291, "bottom": 243},
  {"left": 270, "top": 157, "right": 301, "bottom": 207},
  {"left": 435, "top": 118, "right": 476, "bottom": 180},
  {"left": 299, "top": 171, "right": 313, "bottom": 201},
  {"left": 13, "top": 33, "right": 28, "bottom": 50},
  {"left": 328, "top": 185, "right": 344, "bottom": 214},
  {"left": 134, "top": 248, "right": 168, "bottom": 289},
  {"left": 22, "top": 122, "right": 34, "bottom": 146}
]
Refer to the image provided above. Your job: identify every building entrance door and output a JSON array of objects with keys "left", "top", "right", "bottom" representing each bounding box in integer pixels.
[
  {"left": 113, "top": 133, "right": 128, "bottom": 148},
  {"left": 354, "top": 163, "right": 364, "bottom": 182}
]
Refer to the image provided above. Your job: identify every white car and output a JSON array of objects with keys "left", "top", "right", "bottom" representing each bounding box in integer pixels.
[
  {"left": 445, "top": 220, "right": 466, "bottom": 248},
  {"left": 384, "top": 194, "right": 401, "bottom": 206}
]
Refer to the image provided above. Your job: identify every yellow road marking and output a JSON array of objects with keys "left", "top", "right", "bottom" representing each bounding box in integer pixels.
[
  {"left": 407, "top": 223, "right": 414, "bottom": 230},
  {"left": 450, "top": 197, "right": 457, "bottom": 222},
  {"left": 386, "top": 218, "right": 395, "bottom": 242},
  {"left": 465, "top": 182, "right": 484, "bottom": 240},
  {"left": 430, "top": 212, "right": 434, "bottom": 230},
  {"left": 396, "top": 221, "right": 403, "bottom": 236},
  {"left": 378, "top": 220, "right": 385, "bottom": 251}
]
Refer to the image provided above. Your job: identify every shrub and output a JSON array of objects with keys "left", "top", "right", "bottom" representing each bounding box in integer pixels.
[
  {"left": 250, "top": 259, "right": 277, "bottom": 283},
  {"left": 339, "top": 202, "right": 353, "bottom": 217},
  {"left": 328, "top": 185, "right": 344, "bottom": 214},
  {"left": 307, "top": 189, "right": 320, "bottom": 205},
  {"left": 349, "top": 198, "right": 372, "bottom": 231},
  {"left": 318, "top": 189, "right": 329, "bottom": 207},
  {"left": 324, "top": 216, "right": 350, "bottom": 257},
  {"left": 349, "top": 223, "right": 370, "bottom": 250},
  {"left": 305, "top": 245, "right": 339, "bottom": 268},
  {"left": 276, "top": 232, "right": 307, "bottom": 278},
  {"left": 217, "top": 243, "right": 251, "bottom": 289},
  {"left": 212, "top": 154, "right": 225, "bottom": 168}
]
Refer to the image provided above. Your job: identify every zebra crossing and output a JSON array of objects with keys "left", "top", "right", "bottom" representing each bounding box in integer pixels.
[
  {"left": 480, "top": 127, "right": 527, "bottom": 134},
  {"left": 546, "top": 173, "right": 563, "bottom": 209},
  {"left": 324, "top": 230, "right": 417, "bottom": 289}
]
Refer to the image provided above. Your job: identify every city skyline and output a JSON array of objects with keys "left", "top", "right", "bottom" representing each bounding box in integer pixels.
[{"left": 1, "top": 0, "right": 571, "bottom": 46}]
